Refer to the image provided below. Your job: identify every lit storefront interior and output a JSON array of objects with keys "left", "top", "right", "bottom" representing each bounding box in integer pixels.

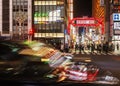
[
  {"left": 33, "top": 0, "right": 66, "bottom": 48},
  {"left": 68, "top": 17, "right": 104, "bottom": 47},
  {"left": 66, "top": 0, "right": 104, "bottom": 46}
]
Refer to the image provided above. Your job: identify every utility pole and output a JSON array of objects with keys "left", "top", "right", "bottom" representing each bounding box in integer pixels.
[{"left": 105, "top": 0, "right": 110, "bottom": 42}]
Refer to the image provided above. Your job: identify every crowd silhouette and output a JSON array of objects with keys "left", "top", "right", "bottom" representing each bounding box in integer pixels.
[{"left": 59, "top": 42, "right": 120, "bottom": 54}]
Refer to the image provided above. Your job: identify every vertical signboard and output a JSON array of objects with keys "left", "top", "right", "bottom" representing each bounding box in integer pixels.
[
  {"left": 113, "top": 13, "right": 120, "bottom": 35},
  {"left": 113, "top": 13, "right": 120, "bottom": 21},
  {"left": 114, "top": 22, "right": 120, "bottom": 35}
]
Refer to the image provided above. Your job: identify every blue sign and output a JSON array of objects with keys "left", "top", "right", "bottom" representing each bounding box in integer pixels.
[
  {"left": 64, "top": 29, "right": 67, "bottom": 34},
  {"left": 113, "top": 13, "right": 120, "bottom": 21}
]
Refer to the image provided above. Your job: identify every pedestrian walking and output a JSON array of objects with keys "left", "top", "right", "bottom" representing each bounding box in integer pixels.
[
  {"left": 105, "top": 42, "right": 109, "bottom": 54},
  {"left": 60, "top": 43, "right": 64, "bottom": 52},
  {"left": 91, "top": 43, "right": 95, "bottom": 53},
  {"left": 116, "top": 43, "right": 119, "bottom": 50},
  {"left": 98, "top": 44, "right": 102, "bottom": 53},
  {"left": 65, "top": 43, "right": 69, "bottom": 53},
  {"left": 75, "top": 43, "right": 78, "bottom": 52},
  {"left": 79, "top": 44, "right": 82, "bottom": 53}
]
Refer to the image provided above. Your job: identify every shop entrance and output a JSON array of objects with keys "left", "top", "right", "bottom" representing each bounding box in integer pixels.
[{"left": 67, "top": 17, "right": 104, "bottom": 45}]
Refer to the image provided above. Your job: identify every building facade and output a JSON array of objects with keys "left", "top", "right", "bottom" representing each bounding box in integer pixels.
[
  {"left": 92, "top": 0, "right": 105, "bottom": 42},
  {"left": 33, "top": 0, "right": 73, "bottom": 46},
  {"left": 92, "top": 0, "right": 120, "bottom": 45},
  {"left": 92, "top": 0, "right": 105, "bottom": 18},
  {"left": 110, "top": 0, "right": 120, "bottom": 45},
  {"left": 0, "top": 0, "right": 32, "bottom": 40},
  {"left": 0, "top": 0, "right": 73, "bottom": 47},
  {"left": 33, "top": 0, "right": 65, "bottom": 45}
]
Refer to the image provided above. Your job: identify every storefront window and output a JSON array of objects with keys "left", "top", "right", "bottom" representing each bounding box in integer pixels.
[{"left": 34, "top": 0, "right": 65, "bottom": 38}]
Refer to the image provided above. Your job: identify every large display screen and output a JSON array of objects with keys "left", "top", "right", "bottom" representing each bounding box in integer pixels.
[
  {"left": 34, "top": 1, "right": 64, "bottom": 24},
  {"left": 34, "top": 9, "right": 63, "bottom": 23},
  {"left": 33, "top": 0, "right": 65, "bottom": 38}
]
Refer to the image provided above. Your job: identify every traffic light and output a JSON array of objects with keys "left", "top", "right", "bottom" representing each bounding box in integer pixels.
[{"left": 29, "top": 28, "right": 34, "bottom": 35}]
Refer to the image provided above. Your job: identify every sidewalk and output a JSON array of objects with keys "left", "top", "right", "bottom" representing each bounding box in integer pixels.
[
  {"left": 70, "top": 48, "right": 120, "bottom": 55},
  {"left": 113, "top": 49, "right": 120, "bottom": 54}
]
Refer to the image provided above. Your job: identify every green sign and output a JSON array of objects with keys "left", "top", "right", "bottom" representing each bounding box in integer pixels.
[{"left": 34, "top": 12, "right": 49, "bottom": 17}]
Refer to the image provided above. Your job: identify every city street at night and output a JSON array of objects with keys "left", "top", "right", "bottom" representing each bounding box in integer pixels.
[
  {"left": 0, "top": 49, "right": 120, "bottom": 86},
  {"left": 0, "top": 40, "right": 119, "bottom": 86},
  {"left": 73, "top": 53, "right": 120, "bottom": 86},
  {"left": 0, "top": 0, "right": 120, "bottom": 86}
]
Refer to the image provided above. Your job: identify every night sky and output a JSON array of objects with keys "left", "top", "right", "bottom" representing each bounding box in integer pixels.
[{"left": 74, "top": 0, "right": 92, "bottom": 17}]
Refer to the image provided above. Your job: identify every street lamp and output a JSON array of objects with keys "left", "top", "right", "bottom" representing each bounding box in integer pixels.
[{"left": 14, "top": 10, "right": 27, "bottom": 40}]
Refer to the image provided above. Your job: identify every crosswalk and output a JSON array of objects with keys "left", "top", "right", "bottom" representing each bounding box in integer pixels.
[{"left": 72, "top": 50, "right": 120, "bottom": 56}]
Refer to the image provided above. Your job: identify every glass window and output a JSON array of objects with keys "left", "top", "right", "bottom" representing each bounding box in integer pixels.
[{"left": 33, "top": 0, "right": 65, "bottom": 35}]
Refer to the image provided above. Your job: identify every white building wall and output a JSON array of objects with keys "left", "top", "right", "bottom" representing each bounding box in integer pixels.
[
  {"left": 10, "top": 0, "right": 13, "bottom": 37},
  {"left": 0, "top": 0, "right": 2, "bottom": 35},
  {"left": 28, "top": 0, "right": 32, "bottom": 33},
  {"left": 0, "top": 0, "right": 31, "bottom": 37}
]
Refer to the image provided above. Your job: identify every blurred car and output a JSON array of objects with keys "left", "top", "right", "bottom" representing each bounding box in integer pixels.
[
  {"left": 0, "top": 41, "right": 119, "bottom": 86},
  {"left": 0, "top": 60, "right": 58, "bottom": 86},
  {"left": 45, "top": 61, "right": 119, "bottom": 85},
  {"left": 0, "top": 40, "right": 26, "bottom": 60}
]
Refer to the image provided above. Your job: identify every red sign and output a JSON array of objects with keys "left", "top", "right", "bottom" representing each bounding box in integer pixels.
[
  {"left": 29, "top": 29, "right": 34, "bottom": 35},
  {"left": 68, "top": 17, "right": 104, "bottom": 34},
  {"left": 76, "top": 20, "right": 95, "bottom": 25}
]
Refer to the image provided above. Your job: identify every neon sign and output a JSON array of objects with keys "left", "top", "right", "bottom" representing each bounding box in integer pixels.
[
  {"left": 68, "top": 17, "right": 104, "bottom": 34},
  {"left": 34, "top": 12, "right": 49, "bottom": 17},
  {"left": 76, "top": 20, "right": 95, "bottom": 24},
  {"left": 34, "top": 10, "right": 61, "bottom": 22}
]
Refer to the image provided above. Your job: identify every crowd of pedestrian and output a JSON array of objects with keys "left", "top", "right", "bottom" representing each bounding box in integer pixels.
[
  {"left": 74, "top": 42, "right": 119, "bottom": 54},
  {"left": 55, "top": 41, "right": 120, "bottom": 54}
]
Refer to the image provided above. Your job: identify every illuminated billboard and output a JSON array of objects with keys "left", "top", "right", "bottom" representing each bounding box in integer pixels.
[
  {"left": 33, "top": 0, "right": 65, "bottom": 38},
  {"left": 34, "top": 1, "right": 64, "bottom": 5},
  {"left": 114, "top": 22, "right": 120, "bottom": 35},
  {"left": 114, "top": 22, "right": 120, "bottom": 30},
  {"left": 113, "top": 13, "right": 120, "bottom": 21},
  {"left": 34, "top": 0, "right": 64, "bottom": 24},
  {"left": 34, "top": 9, "right": 63, "bottom": 23}
]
